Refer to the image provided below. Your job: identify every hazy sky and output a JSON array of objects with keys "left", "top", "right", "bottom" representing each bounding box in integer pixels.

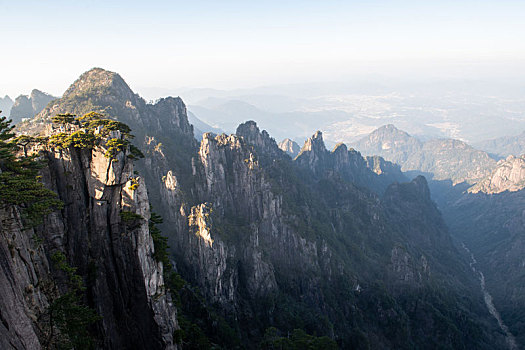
[{"left": 2, "top": 0, "right": 525, "bottom": 98}]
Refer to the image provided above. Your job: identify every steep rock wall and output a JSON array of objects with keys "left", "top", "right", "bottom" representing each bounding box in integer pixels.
[{"left": 0, "top": 131, "right": 178, "bottom": 349}]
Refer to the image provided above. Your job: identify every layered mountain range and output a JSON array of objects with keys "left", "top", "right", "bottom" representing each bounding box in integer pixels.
[
  {"left": 3, "top": 68, "right": 511, "bottom": 349},
  {"left": 353, "top": 124, "right": 497, "bottom": 184}
]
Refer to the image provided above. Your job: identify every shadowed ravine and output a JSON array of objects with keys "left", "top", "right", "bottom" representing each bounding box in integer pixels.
[{"left": 462, "top": 243, "right": 518, "bottom": 350}]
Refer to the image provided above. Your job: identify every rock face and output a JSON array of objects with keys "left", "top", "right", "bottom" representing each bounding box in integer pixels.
[
  {"left": 10, "top": 89, "right": 55, "bottom": 124},
  {"left": 15, "top": 68, "right": 507, "bottom": 349},
  {"left": 182, "top": 131, "right": 282, "bottom": 310},
  {"left": 383, "top": 176, "right": 449, "bottom": 250},
  {"left": 10, "top": 95, "right": 33, "bottom": 122},
  {"left": 0, "top": 127, "right": 178, "bottom": 349},
  {"left": 278, "top": 138, "right": 300, "bottom": 158},
  {"left": 354, "top": 124, "right": 496, "bottom": 184},
  {"left": 469, "top": 154, "right": 525, "bottom": 194},
  {"left": 0, "top": 205, "right": 51, "bottom": 350}
]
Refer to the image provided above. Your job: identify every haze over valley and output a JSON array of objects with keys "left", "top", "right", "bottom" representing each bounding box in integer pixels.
[{"left": 177, "top": 78, "right": 525, "bottom": 148}]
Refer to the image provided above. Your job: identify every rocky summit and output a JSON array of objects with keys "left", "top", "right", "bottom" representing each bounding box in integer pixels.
[{"left": 2, "top": 68, "right": 510, "bottom": 349}]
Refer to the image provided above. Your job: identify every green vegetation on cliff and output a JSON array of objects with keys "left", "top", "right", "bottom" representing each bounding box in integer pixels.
[
  {"left": 47, "top": 112, "right": 134, "bottom": 160},
  {"left": 0, "top": 113, "right": 62, "bottom": 226},
  {"left": 44, "top": 252, "right": 101, "bottom": 350}
]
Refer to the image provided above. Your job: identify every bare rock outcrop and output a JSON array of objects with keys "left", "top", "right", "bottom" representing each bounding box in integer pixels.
[{"left": 469, "top": 154, "right": 525, "bottom": 194}]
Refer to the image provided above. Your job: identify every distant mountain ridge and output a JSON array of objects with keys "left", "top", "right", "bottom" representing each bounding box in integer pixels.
[
  {"left": 475, "top": 130, "right": 525, "bottom": 158},
  {"left": 354, "top": 124, "right": 497, "bottom": 184},
  {"left": 183, "top": 79, "right": 525, "bottom": 147}
]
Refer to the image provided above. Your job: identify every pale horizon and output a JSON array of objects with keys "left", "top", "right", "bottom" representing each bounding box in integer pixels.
[{"left": 3, "top": 0, "right": 525, "bottom": 99}]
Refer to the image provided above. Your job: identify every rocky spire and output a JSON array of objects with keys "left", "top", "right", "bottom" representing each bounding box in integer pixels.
[
  {"left": 294, "top": 131, "right": 328, "bottom": 175},
  {"left": 235, "top": 120, "right": 284, "bottom": 163},
  {"left": 300, "top": 130, "right": 325, "bottom": 153}
]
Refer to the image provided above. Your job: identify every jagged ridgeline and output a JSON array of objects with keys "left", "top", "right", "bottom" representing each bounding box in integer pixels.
[{"left": 9, "top": 68, "right": 507, "bottom": 349}]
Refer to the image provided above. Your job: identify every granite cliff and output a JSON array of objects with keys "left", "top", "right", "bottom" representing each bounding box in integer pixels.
[
  {"left": 295, "top": 130, "right": 407, "bottom": 194},
  {"left": 1, "top": 113, "right": 178, "bottom": 349}
]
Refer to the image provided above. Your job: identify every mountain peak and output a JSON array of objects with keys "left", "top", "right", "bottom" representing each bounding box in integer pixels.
[
  {"left": 301, "top": 130, "right": 325, "bottom": 153},
  {"left": 384, "top": 175, "right": 432, "bottom": 208},
  {"left": 374, "top": 124, "right": 410, "bottom": 136},
  {"left": 332, "top": 142, "right": 348, "bottom": 153},
  {"left": 295, "top": 131, "right": 328, "bottom": 174},
  {"left": 278, "top": 138, "right": 300, "bottom": 158},
  {"left": 236, "top": 120, "right": 260, "bottom": 136},
  {"left": 380, "top": 124, "right": 397, "bottom": 130},
  {"left": 30, "top": 89, "right": 46, "bottom": 96},
  {"left": 63, "top": 67, "right": 132, "bottom": 99},
  {"left": 354, "top": 124, "right": 418, "bottom": 154},
  {"left": 236, "top": 120, "right": 283, "bottom": 162}
]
